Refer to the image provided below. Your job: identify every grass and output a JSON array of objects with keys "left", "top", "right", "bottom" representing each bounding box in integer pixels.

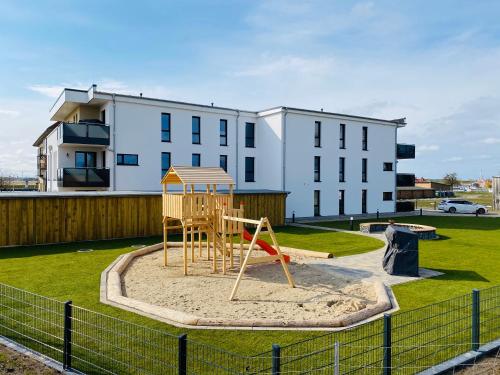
[
  {"left": 315, "top": 215, "right": 500, "bottom": 310},
  {"left": 0, "top": 216, "right": 498, "bottom": 370},
  {"left": 414, "top": 191, "right": 498, "bottom": 213}
]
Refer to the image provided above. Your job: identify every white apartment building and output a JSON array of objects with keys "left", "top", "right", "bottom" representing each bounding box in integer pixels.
[{"left": 34, "top": 84, "right": 415, "bottom": 218}]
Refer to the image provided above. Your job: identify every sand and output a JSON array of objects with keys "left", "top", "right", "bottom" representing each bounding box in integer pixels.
[{"left": 121, "top": 248, "right": 377, "bottom": 322}]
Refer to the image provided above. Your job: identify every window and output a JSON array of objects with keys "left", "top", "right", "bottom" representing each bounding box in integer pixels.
[
  {"left": 314, "top": 156, "right": 321, "bottom": 182},
  {"left": 117, "top": 153, "right": 138, "bottom": 166},
  {"left": 161, "top": 152, "right": 171, "bottom": 177},
  {"left": 220, "top": 119, "right": 228, "bottom": 146},
  {"left": 339, "top": 157, "right": 345, "bottom": 182},
  {"left": 245, "top": 157, "right": 255, "bottom": 182},
  {"left": 340, "top": 124, "right": 346, "bottom": 149},
  {"left": 383, "top": 162, "right": 393, "bottom": 171},
  {"left": 245, "top": 122, "right": 255, "bottom": 148},
  {"left": 314, "top": 190, "right": 320, "bottom": 216},
  {"left": 220, "top": 155, "right": 228, "bottom": 172},
  {"left": 362, "top": 189, "right": 367, "bottom": 214},
  {"left": 101, "top": 110, "right": 106, "bottom": 124},
  {"left": 362, "top": 158, "right": 368, "bottom": 182},
  {"left": 75, "top": 151, "right": 96, "bottom": 168},
  {"left": 314, "top": 121, "right": 321, "bottom": 147},
  {"left": 383, "top": 192, "right": 393, "bottom": 201},
  {"left": 339, "top": 190, "right": 345, "bottom": 215},
  {"left": 362, "top": 126, "right": 368, "bottom": 150},
  {"left": 192, "top": 153, "right": 201, "bottom": 167},
  {"left": 161, "top": 113, "right": 171, "bottom": 142},
  {"left": 192, "top": 116, "right": 201, "bottom": 144}
]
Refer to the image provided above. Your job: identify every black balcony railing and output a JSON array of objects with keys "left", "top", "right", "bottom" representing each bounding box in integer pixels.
[
  {"left": 397, "top": 173, "right": 416, "bottom": 187},
  {"left": 61, "top": 122, "right": 110, "bottom": 145},
  {"left": 397, "top": 143, "right": 415, "bottom": 159},
  {"left": 57, "top": 168, "right": 110, "bottom": 188}
]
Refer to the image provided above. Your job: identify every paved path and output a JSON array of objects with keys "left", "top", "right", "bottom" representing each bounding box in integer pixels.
[{"left": 289, "top": 222, "right": 443, "bottom": 286}]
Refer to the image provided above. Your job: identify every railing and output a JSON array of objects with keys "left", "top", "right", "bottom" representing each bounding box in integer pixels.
[
  {"left": 0, "top": 283, "right": 498, "bottom": 374},
  {"left": 397, "top": 173, "right": 416, "bottom": 187},
  {"left": 60, "top": 122, "right": 110, "bottom": 145},
  {"left": 37, "top": 154, "right": 47, "bottom": 171},
  {"left": 397, "top": 144, "right": 415, "bottom": 159},
  {"left": 57, "top": 168, "right": 110, "bottom": 188}
]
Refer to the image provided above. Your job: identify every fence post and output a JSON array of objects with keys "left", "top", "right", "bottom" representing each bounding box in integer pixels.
[
  {"left": 63, "top": 301, "right": 72, "bottom": 370},
  {"left": 383, "top": 314, "right": 392, "bottom": 375},
  {"left": 334, "top": 342, "right": 340, "bottom": 375},
  {"left": 472, "top": 289, "right": 480, "bottom": 351},
  {"left": 272, "top": 344, "right": 281, "bottom": 375},
  {"left": 178, "top": 334, "right": 187, "bottom": 375}
]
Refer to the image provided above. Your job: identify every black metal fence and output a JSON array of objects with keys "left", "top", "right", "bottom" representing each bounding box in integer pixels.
[{"left": 0, "top": 283, "right": 498, "bottom": 374}]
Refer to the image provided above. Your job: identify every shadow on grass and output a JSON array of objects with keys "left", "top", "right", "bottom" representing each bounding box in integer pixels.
[
  {"left": 0, "top": 236, "right": 165, "bottom": 260},
  {"left": 432, "top": 269, "right": 490, "bottom": 282}
]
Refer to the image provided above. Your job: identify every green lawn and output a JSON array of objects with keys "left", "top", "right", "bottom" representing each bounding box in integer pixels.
[
  {"left": 0, "top": 216, "right": 498, "bottom": 356},
  {"left": 415, "top": 191, "right": 497, "bottom": 212},
  {"left": 315, "top": 216, "right": 500, "bottom": 310}
]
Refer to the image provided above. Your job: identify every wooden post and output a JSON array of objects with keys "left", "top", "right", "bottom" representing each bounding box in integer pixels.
[
  {"left": 183, "top": 184, "right": 187, "bottom": 275},
  {"left": 212, "top": 184, "right": 218, "bottom": 273},
  {"left": 198, "top": 227, "right": 202, "bottom": 257},
  {"left": 222, "top": 206, "right": 227, "bottom": 274},
  {"left": 266, "top": 219, "right": 295, "bottom": 288},
  {"left": 190, "top": 184, "right": 195, "bottom": 263},
  {"left": 206, "top": 185, "right": 210, "bottom": 260},
  {"left": 163, "top": 221, "right": 168, "bottom": 266},
  {"left": 239, "top": 203, "right": 244, "bottom": 268}
]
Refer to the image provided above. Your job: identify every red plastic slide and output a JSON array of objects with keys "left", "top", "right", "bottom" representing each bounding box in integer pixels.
[{"left": 243, "top": 229, "right": 290, "bottom": 263}]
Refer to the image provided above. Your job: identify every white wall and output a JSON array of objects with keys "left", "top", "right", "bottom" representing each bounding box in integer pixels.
[{"left": 284, "top": 111, "right": 397, "bottom": 217}]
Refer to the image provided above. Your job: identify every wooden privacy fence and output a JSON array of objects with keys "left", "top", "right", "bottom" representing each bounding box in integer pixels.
[{"left": 0, "top": 191, "right": 287, "bottom": 247}]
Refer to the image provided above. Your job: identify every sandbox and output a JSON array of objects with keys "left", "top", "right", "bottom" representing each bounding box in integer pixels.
[
  {"left": 360, "top": 222, "right": 437, "bottom": 239},
  {"left": 101, "top": 243, "right": 392, "bottom": 329}
]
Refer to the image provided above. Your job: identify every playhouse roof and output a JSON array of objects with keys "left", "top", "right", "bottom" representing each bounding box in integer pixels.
[{"left": 161, "top": 166, "right": 235, "bottom": 186}]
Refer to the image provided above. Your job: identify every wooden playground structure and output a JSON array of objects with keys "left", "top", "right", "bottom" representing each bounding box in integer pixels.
[{"left": 161, "top": 166, "right": 295, "bottom": 300}]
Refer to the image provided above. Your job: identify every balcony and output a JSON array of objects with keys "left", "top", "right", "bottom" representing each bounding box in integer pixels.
[
  {"left": 59, "top": 122, "right": 110, "bottom": 146},
  {"left": 397, "top": 144, "right": 415, "bottom": 159},
  {"left": 397, "top": 173, "right": 416, "bottom": 187},
  {"left": 57, "top": 168, "right": 110, "bottom": 188},
  {"left": 37, "top": 154, "right": 47, "bottom": 171}
]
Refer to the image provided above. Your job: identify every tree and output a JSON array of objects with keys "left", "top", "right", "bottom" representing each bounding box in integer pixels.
[{"left": 443, "top": 172, "right": 458, "bottom": 188}]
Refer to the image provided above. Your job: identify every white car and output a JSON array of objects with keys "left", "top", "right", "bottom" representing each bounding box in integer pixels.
[{"left": 437, "top": 199, "right": 488, "bottom": 214}]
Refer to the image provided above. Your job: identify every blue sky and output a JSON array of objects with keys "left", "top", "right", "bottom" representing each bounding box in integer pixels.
[{"left": 1, "top": 0, "right": 499, "bottom": 179}]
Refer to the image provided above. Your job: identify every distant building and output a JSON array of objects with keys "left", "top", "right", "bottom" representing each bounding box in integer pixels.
[{"left": 415, "top": 180, "right": 452, "bottom": 192}]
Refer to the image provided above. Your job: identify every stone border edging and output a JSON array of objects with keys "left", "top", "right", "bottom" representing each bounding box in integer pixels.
[{"left": 100, "top": 243, "right": 392, "bottom": 329}]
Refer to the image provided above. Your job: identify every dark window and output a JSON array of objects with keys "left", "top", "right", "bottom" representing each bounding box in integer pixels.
[
  {"left": 220, "top": 155, "right": 228, "bottom": 172},
  {"left": 102, "top": 151, "right": 106, "bottom": 168},
  {"left": 339, "top": 157, "right": 345, "bottom": 182},
  {"left": 383, "top": 162, "right": 393, "bottom": 171},
  {"left": 314, "top": 190, "right": 320, "bottom": 216},
  {"left": 314, "top": 156, "right": 321, "bottom": 182},
  {"left": 192, "top": 153, "right": 201, "bottom": 167},
  {"left": 362, "top": 189, "right": 367, "bottom": 214},
  {"left": 219, "top": 119, "right": 228, "bottom": 146},
  {"left": 362, "top": 126, "right": 368, "bottom": 150},
  {"left": 245, "top": 122, "right": 255, "bottom": 148},
  {"left": 314, "top": 121, "right": 321, "bottom": 147},
  {"left": 362, "top": 158, "right": 368, "bottom": 182},
  {"left": 192, "top": 116, "right": 201, "bottom": 144},
  {"left": 101, "top": 110, "right": 106, "bottom": 124},
  {"left": 75, "top": 151, "right": 96, "bottom": 168},
  {"left": 383, "top": 192, "right": 393, "bottom": 201},
  {"left": 161, "top": 152, "right": 171, "bottom": 177},
  {"left": 117, "top": 153, "right": 138, "bottom": 166},
  {"left": 339, "top": 190, "right": 345, "bottom": 215},
  {"left": 161, "top": 113, "right": 171, "bottom": 142},
  {"left": 340, "top": 124, "right": 346, "bottom": 149},
  {"left": 245, "top": 157, "right": 255, "bottom": 182}
]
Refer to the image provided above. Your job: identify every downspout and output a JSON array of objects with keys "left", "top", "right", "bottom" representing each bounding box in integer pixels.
[
  {"left": 281, "top": 107, "right": 288, "bottom": 191},
  {"left": 235, "top": 109, "right": 240, "bottom": 190},
  {"left": 112, "top": 94, "right": 117, "bottom": 191},
  {"left": 394, "top": 126, "right": 398, "bottom": 213}
]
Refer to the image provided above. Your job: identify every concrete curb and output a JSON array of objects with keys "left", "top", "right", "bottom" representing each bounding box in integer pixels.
[{"left": 100, "top": 244, "right": 393, "bottom": 330}]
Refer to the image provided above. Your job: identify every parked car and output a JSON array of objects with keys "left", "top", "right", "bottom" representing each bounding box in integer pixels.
[{"left": 437, "top": 199, "right": 488, "bottom": 214}]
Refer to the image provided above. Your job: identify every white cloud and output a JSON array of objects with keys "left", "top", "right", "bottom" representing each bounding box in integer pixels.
[
  {"left": 0, "top": 109, "right": 20, "bottom": 117},
  {"left": 482, "top": 137, "right": 500, "bottom": 144},
  {"left": 28, "top": 84, "right": 68, "bottom": 98},
  {"left": 444, "top": 156, "right": 464, "bottom": 162},
  {"left": 417, "top": 144, "right": 440, "bottom": 152},
  {"left": 232, "top": 56, "right": 336, "bottom": 77}
]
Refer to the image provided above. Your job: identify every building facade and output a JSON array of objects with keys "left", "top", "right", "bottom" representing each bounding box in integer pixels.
[{"left": 34, "top": 85, "right": 414, "bottom": 218}]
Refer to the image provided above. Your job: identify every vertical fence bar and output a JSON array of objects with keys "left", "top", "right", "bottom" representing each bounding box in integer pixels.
[
  {"left": 334, "top": 342, "right": 340, "bottom": 375},
  {"left": 383, "top": 314, "right": 392, "bottom": 375},
  {"left": 63, "top": 301, "right": 72, "bottom": 370},
  {"left": 472, "top": 289, "right": 480, "bottom": 351},
  {"left": 178, "top": 334, "right": 187, "bottom": 375},
  {"left": 272, "top": 344, "right": 281, "bottom": 375}
]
